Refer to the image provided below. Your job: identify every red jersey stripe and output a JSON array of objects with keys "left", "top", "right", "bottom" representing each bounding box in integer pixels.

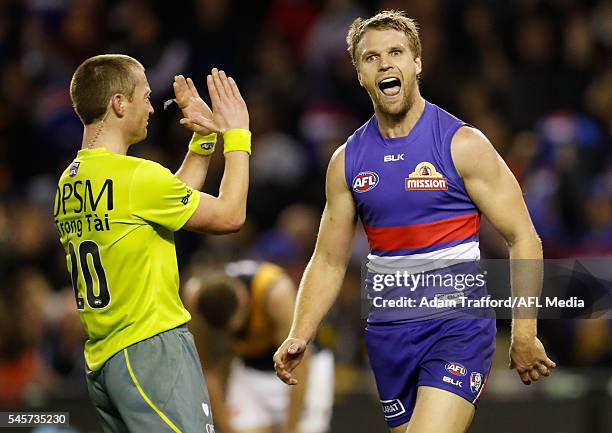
[{"left": 364, "top": 213, "right": 481, "bottom": 251}]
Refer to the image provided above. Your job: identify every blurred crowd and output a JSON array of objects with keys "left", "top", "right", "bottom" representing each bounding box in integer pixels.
[{"left": 0, "top": 0, "right": 611, "bottom": 411}]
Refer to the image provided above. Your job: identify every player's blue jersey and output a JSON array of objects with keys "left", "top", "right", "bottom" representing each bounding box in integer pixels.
[{"left": 345, "top": 101, "right": 485, "bottom": 322}]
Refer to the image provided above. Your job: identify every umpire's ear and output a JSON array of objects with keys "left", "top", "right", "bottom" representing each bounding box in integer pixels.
[{"left": 111, "top": 94, "right": 127, "bottom": 117}]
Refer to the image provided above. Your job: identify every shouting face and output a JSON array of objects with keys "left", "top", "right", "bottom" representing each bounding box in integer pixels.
[{"left": 355, "top": 29, "right": 422, "bottom": 117}]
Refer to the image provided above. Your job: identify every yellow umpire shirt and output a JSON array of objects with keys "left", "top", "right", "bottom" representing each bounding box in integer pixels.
[{"left": 54, "top": 147, "right": 200, "bottom": 371}]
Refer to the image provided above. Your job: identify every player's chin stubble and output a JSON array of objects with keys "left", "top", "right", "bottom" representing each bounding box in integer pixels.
[{"left": 373, "top": 88, "right": 413, "bottom": 117}]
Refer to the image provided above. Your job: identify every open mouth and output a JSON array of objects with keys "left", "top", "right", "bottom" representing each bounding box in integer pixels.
[{"left": 378, "top": 77, "right": 401, "bottom": 97}]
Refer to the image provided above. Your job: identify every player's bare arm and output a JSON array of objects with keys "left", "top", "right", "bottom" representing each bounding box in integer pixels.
[
  {"left": 451, "top": 126, "right": 557, "bottom": 385},
  {"left": 274, "top": 145, "right": 357, "bottom": 385},
  {"left": 173, "top": 74, "right": 215, "bottom": 190},
  {"left": 267, "top": 275, "right": 309, "bottom": 433},
  {"left": 182, "top": 68, "right": 250, "bottom": 234}
]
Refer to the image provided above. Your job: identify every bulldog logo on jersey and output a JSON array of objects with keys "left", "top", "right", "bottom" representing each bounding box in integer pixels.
[
  {"left": 405, "top": 162, "right": 448, "bottom": 190},
  {"left": 470, "top": 372, "right": 483, "bottom": 393},
  {"left": 353, "top": 171, "right": 379, "bottom": 193}
]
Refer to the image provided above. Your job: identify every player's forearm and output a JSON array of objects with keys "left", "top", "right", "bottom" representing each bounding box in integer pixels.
[
  {"left": 284, "top": 351, "right": 309, "bottom": 432},
  {"left": 175, "top": 151, "right": 212, "bottom": 190},
  {"left": 217, "top": 151, "right": 249, "bottom": 227},
  {"left": 508, "top": 234, "right": 543, "bottom": 338},
  {"left": 290, "top": 255, "right": 347, "bottom": 342}
]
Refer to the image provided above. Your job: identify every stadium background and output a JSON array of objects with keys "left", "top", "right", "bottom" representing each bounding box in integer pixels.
[{"left": 0, "top": 0, "right": 610, "bottom": 432}]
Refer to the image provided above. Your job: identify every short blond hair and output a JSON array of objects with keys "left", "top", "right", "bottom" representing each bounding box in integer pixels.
[
  {"left": 70, "top": 54, "right": 143, "bottom": 125},
  {"left": 346, "top": 10, "right": 421, "bottom": 67}
]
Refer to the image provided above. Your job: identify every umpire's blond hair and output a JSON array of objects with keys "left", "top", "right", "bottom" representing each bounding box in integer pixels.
[{"left": 70, "top": 54, "right": 143, "bottom": 125}]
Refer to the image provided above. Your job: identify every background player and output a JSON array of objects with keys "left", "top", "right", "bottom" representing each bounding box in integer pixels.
[
  {"left": 54, "top": 54, "right": 250, "bottom": 432},
  {"left": 274, "top": 10, "right": 556, "bottom": 433},
  {"left": 185, "top": 260, "right": 334, "bottom": 433}
]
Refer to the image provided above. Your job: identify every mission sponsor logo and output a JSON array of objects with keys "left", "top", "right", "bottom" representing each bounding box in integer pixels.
[
  {"left": 352, "top": 171, "right": 379, "bottom": 193},
  {"left": 405, "top": 162, "right": 448, "bottom": 190},
  {"left": 445, "top": 362, "right": 467, "bottom": 377}
]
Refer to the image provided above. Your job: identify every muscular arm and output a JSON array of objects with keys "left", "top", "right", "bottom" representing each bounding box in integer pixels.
[
  {"left": 267, "top": 275, "right": 309, "bottom": 433},
  {"left": 274, "top": 145, "right": 356, "bottom": 384},
  {"left": 452, "top": 126, "right": 555, "bottom": 383}
]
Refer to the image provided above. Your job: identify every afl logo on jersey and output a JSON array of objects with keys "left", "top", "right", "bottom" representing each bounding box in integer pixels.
[
  {"left": 353, "top": 171, "right": 379, "bottom": 193},
  {"left": 405, "top": 162, "right": 448, "bottom": 190},
  {"left": 445, "top": 362, "right": 467, "bottom": 376}
]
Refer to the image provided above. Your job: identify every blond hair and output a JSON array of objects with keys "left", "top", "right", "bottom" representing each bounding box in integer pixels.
[
  {"left": 70, "top": 54, "right": 143, "bottom": 125},
  {"left": 346, "top": 10, "right": 421, "bottom": 67}
]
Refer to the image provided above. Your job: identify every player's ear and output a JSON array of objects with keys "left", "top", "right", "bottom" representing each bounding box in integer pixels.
[
  {"left": 110, "top": 94, "right": 126, "bottom": 117},
  {"left": 414, "top": 57, "right": 422, "bottom": 77},
  {"left": 357, "top": 70, "right": 364, "bottom": 88}
]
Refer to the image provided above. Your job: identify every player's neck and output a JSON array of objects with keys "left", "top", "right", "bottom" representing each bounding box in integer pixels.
[
  {"left": 81, "top": 122, "right": 129, "bottom": 155},
  {"left": 376, "top": 94, "right": 425, "bottom": 139}
]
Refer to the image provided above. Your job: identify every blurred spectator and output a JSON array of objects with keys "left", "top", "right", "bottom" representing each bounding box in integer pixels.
[
  {"left": 250, "top": 203, "right": 320, "bottom": 274},
  {"left": 0, "top": 269, "right": 56, "bottom": 408}
]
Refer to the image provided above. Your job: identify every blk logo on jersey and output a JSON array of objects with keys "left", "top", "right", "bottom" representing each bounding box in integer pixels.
[
  {"left": 445, "top": 362, "right": 467, "bottom": 376},
  {"left": 69, "top": 161, "right": 81, "bottom": 177},
  {"left": 181, "top": 189, "right": 193, "bottom": 205},
  {"left": 353, "top": 171, "right": 379, "bottom": 193},
  {"left": 443, "top": 376, "right": 463, "bottom": 388},
  {"left": 405, "top": 162, "right": 448, "bottom": 190},
  {"left": 384, "top": 153, "right": 404, "bottom": 162},
  {"left": 470, "top": 372, "right": 483, "bottom": 393}
]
